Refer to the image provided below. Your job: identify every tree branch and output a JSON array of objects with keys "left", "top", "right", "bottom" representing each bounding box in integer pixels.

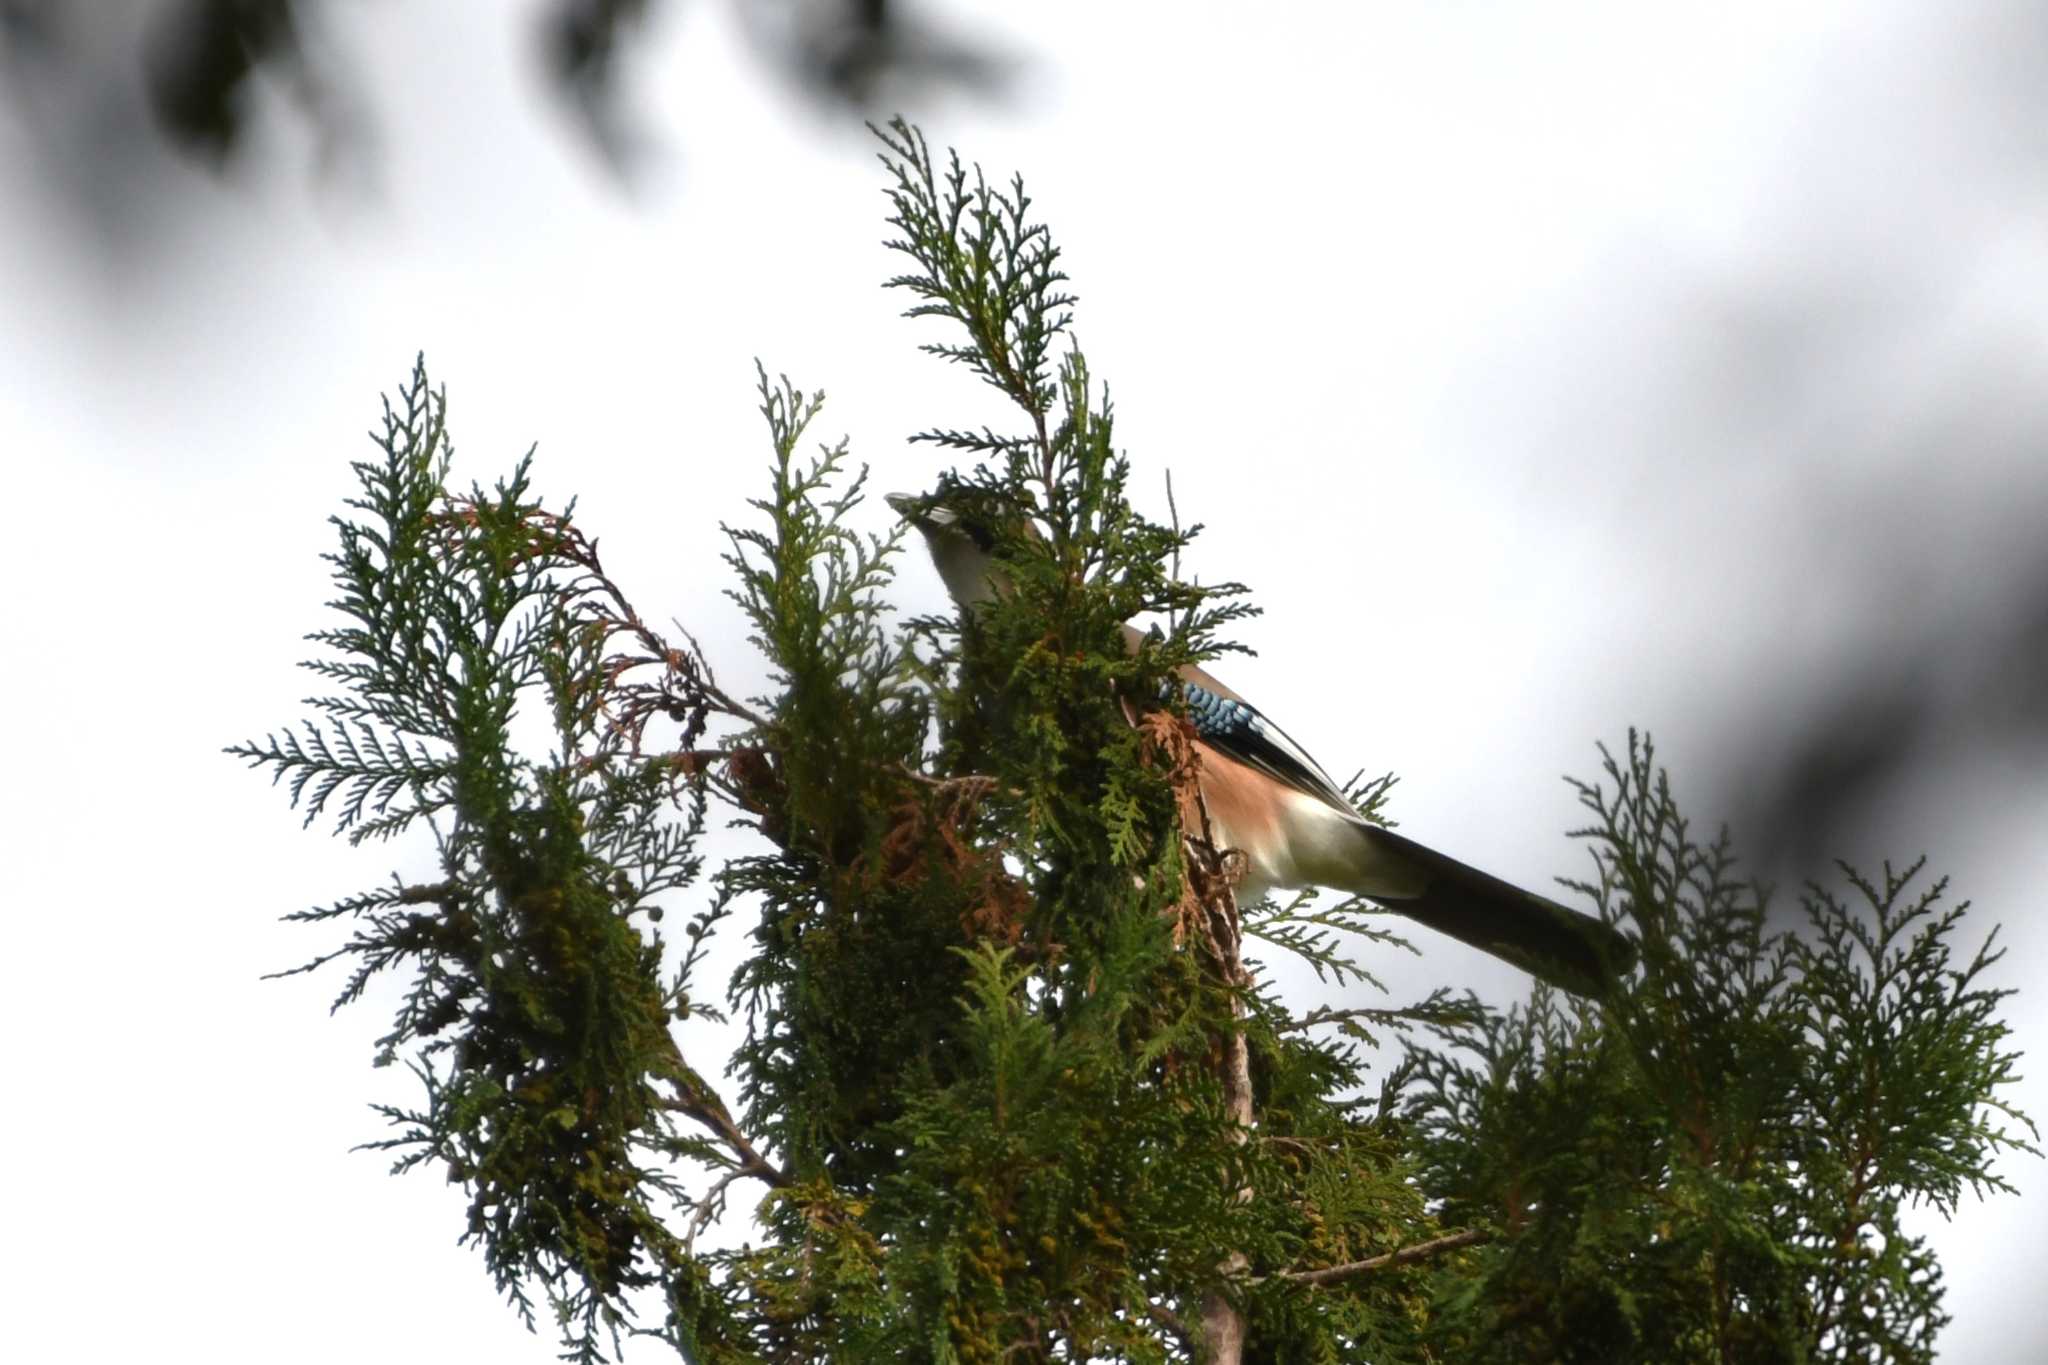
[
  {"left": 684, "top": 1161, "right": 758, "bottom": 1257},
  {"left": 1271, "top": 1227, "right": 1495, "bottom": 1288},
  {"left": 1140, "top": 1294, "right": 1191, "bottom": 1350},
  {"left": 1161, "top": 717, "right": 1255, "bottom": 1365},
  {"left": 658, "top": 1064, "right": 788, "bottom": 1191}
]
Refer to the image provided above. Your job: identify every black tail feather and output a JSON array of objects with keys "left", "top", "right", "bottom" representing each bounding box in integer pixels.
[{"left": 1360, "top": 825, "right": 1635, "bottom": 999}]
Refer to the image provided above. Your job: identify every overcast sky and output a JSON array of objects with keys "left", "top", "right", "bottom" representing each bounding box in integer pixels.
[{"left": 4, "top": 2, "right": 2045, "bottom": 1360}]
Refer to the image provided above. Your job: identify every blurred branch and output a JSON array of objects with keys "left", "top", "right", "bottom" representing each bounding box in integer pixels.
[
  {"left": 5, "top": 0, "right": 1013, "bottom": 192},
  {"left": 1731, "top": 545, "right": 2048, "bottom": 885}
]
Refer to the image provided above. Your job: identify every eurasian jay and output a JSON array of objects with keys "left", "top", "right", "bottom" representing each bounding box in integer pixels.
[{"left": 887, "top": 488, "right": 1635, "bottom": 999}]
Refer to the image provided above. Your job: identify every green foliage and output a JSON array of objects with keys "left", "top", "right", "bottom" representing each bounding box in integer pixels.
[
  {"left": 231, "top": 364, "right": 741, "bottom": 1360},
  {"left": 237, "top": 125, "right": 2035, "bottom": 1364},
  {"left": 715, "top": 365, "right": 941, "bottom": 1186},
  {"left": 1401, "top": 734, "right": 2037, "bottom": 1364}
]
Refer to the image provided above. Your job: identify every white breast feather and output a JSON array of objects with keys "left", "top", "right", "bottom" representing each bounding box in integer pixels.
[{"left": 1217, "top": 790, "right": 1426, "bottom": 903}]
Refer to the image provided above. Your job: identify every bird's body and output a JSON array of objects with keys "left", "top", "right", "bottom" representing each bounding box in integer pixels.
[
  {"left": 1159, "top": 646, "right": 1423, "bottom": 901},
  {"left": 889, "top": 489, "right": 1635, "bottom": 998}
]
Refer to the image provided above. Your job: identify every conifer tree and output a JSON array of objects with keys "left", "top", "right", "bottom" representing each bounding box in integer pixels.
[{"left": 233, "top": 120, "right": 2035, "bottom": 1363}]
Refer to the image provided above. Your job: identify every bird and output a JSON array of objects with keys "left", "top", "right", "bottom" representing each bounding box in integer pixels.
[{"left": 886, "top": 486, "right": 1636, "bottom": 999}]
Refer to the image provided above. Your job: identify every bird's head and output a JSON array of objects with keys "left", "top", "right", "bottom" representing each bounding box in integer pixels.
[{"left": 885, "top": 485, "right": 1028, "bottom": 609}]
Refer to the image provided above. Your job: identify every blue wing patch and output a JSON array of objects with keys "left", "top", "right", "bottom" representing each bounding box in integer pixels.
[{"left": 1170, "top": 679, "right": 1357, "bottom": 815}]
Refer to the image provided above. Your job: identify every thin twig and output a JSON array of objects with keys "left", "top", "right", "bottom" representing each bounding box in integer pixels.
[
  {"left": 1276, "top": 1005, "right": 1408, "bottom": 1036},
  {"left": 1269, "top": 1227, "right": 1495, "bottom": 1288},
  {"left": 684, "top": 1162, "right": 757, "bottom": 1257},
  {"left": 898, "top": 768, "right": 1002, "bottom": 796},
  {"left": 1164, "top": 468, "right": 1184, "bottom": 639}
]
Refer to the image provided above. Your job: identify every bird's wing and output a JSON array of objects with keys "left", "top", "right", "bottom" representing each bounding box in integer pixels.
[
  {"left": 1122, "top": 625, "right": 1358, "bottom": 818},
  {"left": 1173, "top": 676, "right": 1361, "bottom": 819}
]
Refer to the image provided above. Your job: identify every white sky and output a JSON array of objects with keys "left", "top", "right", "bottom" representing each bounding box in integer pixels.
[{"left": 3, "top": 1, "right": 2045, "bottom": 1359}]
